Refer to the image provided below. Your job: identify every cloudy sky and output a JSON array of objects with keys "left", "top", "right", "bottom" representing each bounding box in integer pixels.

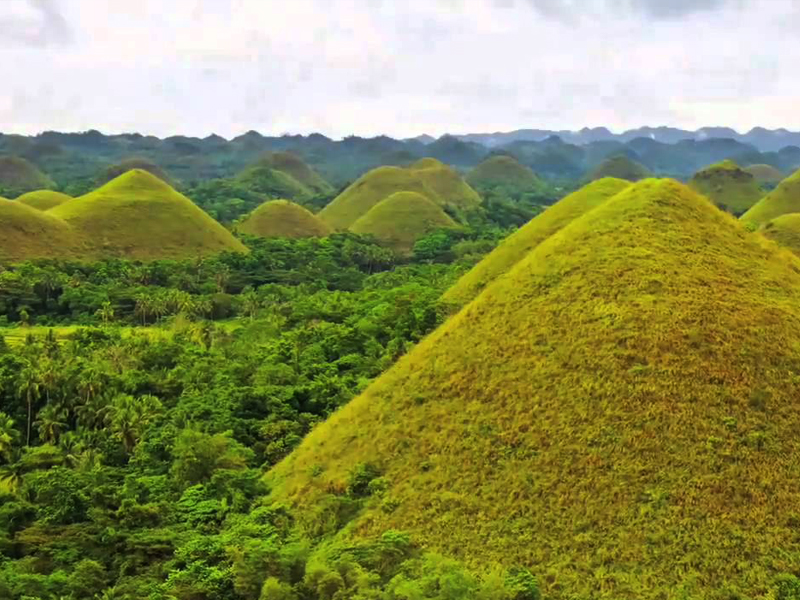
[{"left": 0, "top": 0, "right": 797, "bottom": 139}]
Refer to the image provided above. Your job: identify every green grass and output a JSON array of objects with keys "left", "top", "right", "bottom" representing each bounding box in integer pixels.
[
  {"left": 0, "top": 155, "right": 54, "bottom": 193},
  {"left": 745, "top": 164, "right": 784, "bottom": 185},
  {"left": 741, "top": 167, "right": 800, "bottom": 227},
  {"left": 760, "top": 213, "right": 800, "bottom": 256},
  {"left": 51, "top": 169, "right": 247, "bottom": 260},
  {"left": 688, "top": 159, "right": 763, "bottom": 216},
  {"left": 98, "top": 157, "right": 173, "bottom": 186},
  {"left": 0, "top": 197, "right": 83, "bottom": 263},
  {"left": 442, "top": 177, "right": 631, "bottom": 306},
  {"left": 255, "top": 151, "right": 334, "bottom": 195},
  {"left": 1, "top": 325, "right": 172, "bottom": 348},
  {"left": 350, "top": 191, "right": 458, "bottom": 254},
  {"left": 238, "top": 199, "right": 331, "bottom": 239},
  {"left": 408, "top": 158, "right": 482, "bottom": 213},
  {"left": 235, "top": 161, "right": 311, "bottom": 200},
  {"left": 267, "top": 177, "right": 800, "bottom": 599},
  {"left": 466, "top": 154, "right": 540, "bottom": 189},
  {"left": 15, "top": 189, "right": 72, "bottom": 211},
  {"left": 587, "top": 154, "right": 652, "bottom": 182}
]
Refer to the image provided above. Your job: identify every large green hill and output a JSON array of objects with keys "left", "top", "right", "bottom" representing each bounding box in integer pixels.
[
  {"left": 0, "top": 155, "right": 54, "bottom": 195},
  {"left": 350, "top": 191, "right": 457, "bottom": 254},
  {"left": 443, "top": 177, "right": 631, "bottom": 306},
  {"left": 0, "top": 198, "right": 82, "bottom": 262},
  {"left": 745, "top": 163, "right": 784, "bottom": 185},
  {"left": 51, "top": 169, "right": 247, "bottom": 259},
  {"left": 587, "top": 154, "right": 652, "bottom": 182},
  {"left": 267, "top": 178, "right": 800, "bottom": 598},
  {"left": 238, "top": 199, "right": 331, "bottom": 239},
  {"left": 235, "top": 157, "right": 312, "bottom": 200},
  {"left": 688, "top": 159, "right": 763, "bottom": 215},
  {"left": 741, "top": 167, "right": 800, "bottom": 227},
  {"left": 98, "top": 157, "right": 173, "bottom": 186},
  {"left": 255, "top": 151, "right": 334, "bottom": 195},
  {"left": 466, "top": 154, "right": 541, "bottom": 190},
  {"left": 760, "top": 213, "right": 800, "bottom": 256},
  {"left": 15, "top": 189, "right": 72, "bottom": 211}
]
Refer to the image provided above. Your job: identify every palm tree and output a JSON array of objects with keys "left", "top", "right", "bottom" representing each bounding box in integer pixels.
[
  {"left": 134, "top": 294, "right": 153, "bottom": 326},
  {"left": 95, "top": 301, "right": 115, "bottom": 326},
  {"left": 17, "top": 366, "right": 42, "bottom": 446},
  {"left": 106, "top": 394, "right": 163, "bottom": 454},
  {"left": 241, "top": 289, "right": 260, "bottom": 321},
  {"left": 0, "top": 460, "right": 24, "bottom": 494},
  {"left": 0, "top": 412, "right": 19, "bottom": 462},
  {"left": 35, "top": 404, "right": 68, "bottom": 444}
]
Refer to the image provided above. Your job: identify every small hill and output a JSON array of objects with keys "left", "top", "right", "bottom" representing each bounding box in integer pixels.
[
  {"left": 443, "top": 177, "right": 631, "bottom": 306},
  {"left": 238, "top": 199, "right": 331, "bottom": 239},
  {"left": 254, "top": 151, "right": 334, "bottom": 195},
  {"left": 15, "top": 190, "right": 72, "bottom": 211},
  {"left": 0, "top": 156, "right": 54, "bottom": 194},
  {"left": 741, "top": 167, "right": 800, "bottom": 227},
  {"left": 760, "top": 213, "right": 800, "bottom": 256},
  {"left": 234, "top": 160, "right": 311, "bottom": 200},
  {"left": 587, "top": 154, "right": 652, "bottom": 182},
  {"left": 350, "top": 191, "right": 457, "bottom": 254},
  {"left": 268, "top": 178, "right": 800, "bottom": 599},
  {"left": 51, "top": 170, "right": 246, "bottom": 259},
  {"left": 688, "top": 159, "right": 763, "bottom": 215},
  {"left": 745, "top": 163, "right": 784, "bottom": 185},
  {"left": 465, "top": 154, "right": 541, "bottom": 190},
  {"left": 0, "top": 198, "right": 81, "bottom": 263},
  {"left": 319, "top": 162, "right": 480, "bottom": 231},
  {"left": 98, "top": 157, "right": 173, "bottom": 186}
]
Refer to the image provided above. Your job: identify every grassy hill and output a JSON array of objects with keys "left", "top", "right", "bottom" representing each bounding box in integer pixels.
[
  {"left": 51, "top": 169, "right": 247, "bottom": 259},
  {"left": 350, "top": 191, "right": 458, "bottom": 254},
  {"left": 587, "top": 154, "right": 652, "bottom": 182},
  {"left": 234, "top": 158, "right": 311, "bottom": 200},
  {"left": 745, "top": 163, "right": 784, "bottom": 185},
  {"left": 741, "top": 167, "right": 800, "bottom": 227},
  {"left": 238, "top": 199, "right": 331, "bottom": 239},
  {"left": 443, "top": 177, "right": 631, "bottom": 306},
  {"left": 0, "top": 198, "right": 82, "bottom": 262},
  {"left": 98, "top": 157, "right": 173, "bottom": 185},
  {"left": 688, "top": 159, "right": 763, "bottom": 215},
  {"left": 15, "top": 189, "right": 72, "bottom": 211},
  {"left": 319, "top": 161, "right": 480, "bottom": 231},
  {"left": 266, "top": 178, "right": 800, "bottom": 599},
  {"left": 255, "top": 151, "right": 334, "bottom": 195},
  {"left": 760, "top": 213, "right": 800, "bottom": 256},
  {"left": 466, "top": 154, "right": 541, "bottom": 190},
  {"left": 0, "top": 155, "right": 54, "bottom": 195}
]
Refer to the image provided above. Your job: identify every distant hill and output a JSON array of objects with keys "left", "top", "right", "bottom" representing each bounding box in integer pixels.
[
  {"left": 741, "top": 168, "right": 800, "bottom": 227},
  {"left": 249, "top": 151, "right": 334, "bottom": 195},
  {"left": 267, "top": 178, "right": 800, "bottom": 599},
  {"left": 98, "top": 157, "right": 173, "bottom": 186},
  {"left": 745, "top": 164, "right": 784, "bottom": 185},
  {"left": 0, "top": 155, "right": 54, "bottom": 195},
  {"left": 688, "top": 160, "right": 763, "bottom": 215},
  {"left": 0, "top": 198, "right": 82, "bottom": 263},
  {"left": 443, "top": 177, "right": 631, "bottom": 306},
  {"left": 234, "top": 158, "right": 311, "bottom": 200},
  {"left": 15, "top": 190, "right": 72, "bottom": 211},
  {"left": 350, "top": 191, "right": 457, "bottom": 254},
  {"left": 238, "top": 199, "right": 331, "bottom": 239},
  {"left": 587, "top": 154, "right": 652, "bottom": 182},
  {"left": 51, "top": 169, "right": 247, "bottom": 259},
  {"left": 466, "top": 155, "right": 541, "bottom": 191},
  {"left": 761, "top": 213, "right": 800, "bottom": 256}
]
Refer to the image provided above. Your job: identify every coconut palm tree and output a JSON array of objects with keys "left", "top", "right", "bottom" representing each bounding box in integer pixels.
[
  {"left": 35, "top": 404, "right": 68, "bottom": 444},
  {"left": 16, "top": 365, "right": 42, "bottom": 446},
  {"left": 95, "top": 301, "right": 115, "bottom": 326},
  {"left": 0, "top": 412, "right": 19, "bottom": 462}
]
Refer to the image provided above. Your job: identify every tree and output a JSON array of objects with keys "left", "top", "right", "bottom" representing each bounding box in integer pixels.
[
  {"left": 17, "top": 365, "right": 42, "bottom": 446},
  {"left": 95, "top": 301, "right": 115, "bottom": 326},
  {"left": 106, "top": 394, "right": 163, "bottom": 454},
  {"left": 134, "top": 294, "right": 153, "bottom": 326},
  {"left": 0, "top": 412, "right": 18, "bottom": 462},
  {"left": 171, "top": 429, "right": 252, "bottom": 487},
  {"left": 35, "top": 404, "right": 68, "bottom": 445}
]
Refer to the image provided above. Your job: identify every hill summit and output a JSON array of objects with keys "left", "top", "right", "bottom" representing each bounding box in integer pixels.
[
  {"left": 688, "top": 159, "right": 763, "bottom": 215},
  {"left": 267, "top": 178, "right": 800, "bottom": 599},
  {"left": 466, "top": 154, "right": 541, "bottom": 191},
  {"left": 238, "top": 199, "right": 331, "bottom": 239},
  {"left": 0, "top": 198, "right": 81, "bottom": 262},
  {"left": 98, "top": 157, "right": 173, "bottom": 186},
  {"left": 254, "top": 151, "right": 334, "bottom": 195},
  {"left": 15, "top": 190, "right": 72, "bottom": 211},
  {"left": 0, "top": 156, "right": 54, "bottom": 195},
  {"left": 587, "top": 154, "right": 652, "bottom": 182},
  {"left": 741, "top": 167, "right": 800, "bottom": 227},
  {"left": 761, "top": 213, "right": 800, "bottom": 256},
  {"left": 745, "top": 163, "right": 784, "bottom": 185}
]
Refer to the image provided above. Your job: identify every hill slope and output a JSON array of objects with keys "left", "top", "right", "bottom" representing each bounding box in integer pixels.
[
  {"left": 350, "top": 191, "right": 457, "bottom": 254},
  {"left": 255, "top": 151, "right": 334, "bottom": 195},
  {"left": 15, "top": 190, "right": 72, "bottom": 211},
  {"left": 267, "top": 178, "right": 800, "bottom": 599},
  {"left": 745, "top": 163, "right": 784, "bottom": 185},
  {"left": 443, "top": 177, "right": 631, "bottom": 306},
  {"left": 761, "top": 213, "right": 800, "bottom": 256},
  {"left": 0, "top": 198, "right": 82, "bottom": 262},
  {"left": 587, "top": 154, "right": 652, "bottom": 182},
  {"left": 234, "top": 159, "right": 311, "bottom": 200},
  {"left": 688, "top": 159, "right": 763, "bottom": 215},
  {"left": 238, "top": 199, "right": 331, "bottom": 239},
  {"left": 466, "top": 154, "right": 541, "bottom": 190},
  {"left": 741, "top": 167, "right": 800, "bottom": 227},
  {"left": 98, "top": 157, "right": 173, "bottom": 185},
  {"left": 0, "top": 156, "right": 54, "bottom": 194},
  {"left": 51, "top": 169, "right": 246, "bottom": 259}
]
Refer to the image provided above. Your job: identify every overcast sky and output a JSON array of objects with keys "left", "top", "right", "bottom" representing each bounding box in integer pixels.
[{"left": 0, "top": 0, "right": 797, "bottom": 139}]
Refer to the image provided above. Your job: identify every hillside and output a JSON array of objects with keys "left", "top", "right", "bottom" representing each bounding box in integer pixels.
[
  {"left": 0, "top": 155, "right": 54, "bottom": 195},
  {"left": 745, "top": 163, "right": 784, "bottom": 185},
  {"left": 98, "top": 157, "right": 173, "bottom": 185},
  {"left": 267, "top": 178, "right": 800, "bottom": 599},
  {"left": 51, "top": 169, "right": 247, "bottom": 259},
  {"left": 741, "top": 167, "right": 800, "bottom": 227},
  {"left": 443, "top": 177, "right": 631, "bottom": 306},
  {"left": 465, "top": 154, "right": 541, "bottom": 191},
  {"left": 15, "top": 189, "right": 72, "bottom": 211},
  {"left": 319, "top": 161, "right": 480, "bottom": 230},
  {"left": 350, "top": 191, "right": 457, "bottom": 254},
  {"left": 0, "top": 198, "right": 82, "bottom": 262},
  {"left": 587, "top": 154, "right": 652, "bottom": 182},
  {"left": 234, "top": 158, "right": 311, "bottom": 200},
  {"left": 237, "top": 199, "right": 331, "bottom": 239},
  {"left": 255, "top": 151, "right": 334, "bottom": 195},
  {"left": 688, "top": 159, "right": 763, "bottom": 215},
  {"left": 761, "top": 213, "right": 800, "bottom": 256}
]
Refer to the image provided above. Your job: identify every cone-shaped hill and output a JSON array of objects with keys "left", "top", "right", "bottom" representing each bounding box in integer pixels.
[
  {"left": 98, "top": 157, "right": 173, "bottom": 186},
  {"left": 745, "top": 164, "right": 784, "bottom": 185},
  {"left": 50, "top": 169, "right": 247, "bottom": 259},
  {"left": 0, "top": 198, "right": 83, "bottom": 263},
  {"left": 254, "top": 151, "right": 334, "bottom": 195},
  {"left": 741, "top": 167, "right": 800, "bottom": 227},
  {"left": 688, "top": 159, "right": 763, "bottom": 215},
  {"left": 466, "top": 154, "right": 541, "bottom": 190},
  {"left": 443, "top": 177, "right": 631, "bottom": 306},
  {"left": 350, "top": 191, "right": 458, "bottom": 254},
  {"left": 587, "top": 154, "right": 652, "bottom": 182},
  {"left": 238, "top": 199, "right": 331, "bottom": 239},
  {"left": 15, "top": 189, "right": 72, "bottom": 211},
  {"left": 267, "top": 178, "right": 800, "bottom": 598},
  {"left": 760, "top": 213, "right": 800, "bottom": 256},
  {"left": 235, "top": 156, "right": 312, "bottom": 200},
  {"left": 319, "top": 160, "right": 481, "bottom": 230},
  {"left": 0, "top": 156, "right": 54, "bottom": 194}
]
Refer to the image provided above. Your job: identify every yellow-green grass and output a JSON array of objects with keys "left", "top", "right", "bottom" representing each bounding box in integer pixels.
[
  {"left": 349, "top": 191, "right": 458, "bottom": 254},
  {"left": 15, "top": 189, "right": 72, "bottom": 211},
  {"left": 51, "top": 169, "right": 247, "bottom": 260},
  {"left": 0, "top": 155, "right": 54, "bottom": 192},
  {"left": 238, "top": 199, "right": 331, "bottom": 239},
  {"left": 98, "top": 157, "right": 173, "bottom": 186},
  {"left": 319, "top": 162, "right": 480, "bottom": 231},
  {"left": 745, "top": 164, "right": 784, "bottom": 185},
  {"left": 1, "top": 325, "right": 171, "bottom": 348},
  {"left": 760, "top": 213, "right": 800, "bottom": 256},
  {"left": 741, "top": 167, "right": 800, "bottom": 227},
  {"left": 688, "top": 159, "right": 763, "bottom": 215},
  {"left": 235, "top": 161, "right": 311, "bottom": 200},
  {"left": 465, "top": 155, "right": 540, "bottom": 189},
  {"left": 255, "top": 151, "right": 334, "bottom": 195},
  {"left": 0, "top": 198, "right": 83, "bottom": 263},
  {"left": 267, "top": 178, "right": 800, "bottom": 599},
  {"left": 587, "top": 154, "right": 652, "bottom": 182},
  {"left": 442, "top": 177, "right": 631, "bottom": 306}
]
